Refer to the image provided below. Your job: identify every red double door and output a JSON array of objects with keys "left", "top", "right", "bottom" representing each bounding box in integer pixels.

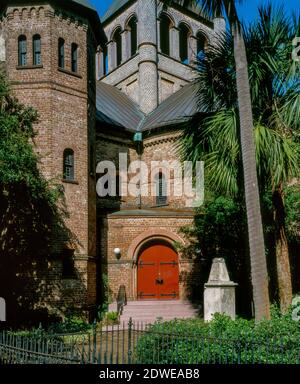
[{"left": 137, "top": 244, "right": 179, "bottom": 300}]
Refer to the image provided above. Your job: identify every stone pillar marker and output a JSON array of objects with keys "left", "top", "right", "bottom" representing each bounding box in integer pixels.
[{"left": 204, "top": 258, "right": 237, "bottom": 321}]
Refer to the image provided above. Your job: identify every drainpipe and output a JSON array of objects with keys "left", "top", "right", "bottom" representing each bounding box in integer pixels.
[{"left": 133, "top": 131, "right": 143, "bottom": 209}]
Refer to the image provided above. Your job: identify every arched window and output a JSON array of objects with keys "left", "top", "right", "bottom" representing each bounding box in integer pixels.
[
  {"left": 196, "top": 32, "right": 207, "bottom": 60},
  {"left": 112, "top": 27, "right": 122, "bottom": 67},
  {"left": 58, "top": 38, "right": 65, "bottom": 69},
  {"left": 63, "top": 149, "right": 74, "bottom": 181},
  {"left": 18, "top": 35, "right": 27, "bottom": 66},
  {"left": 160, "top": 14, "right": 172, "bottom": 55},
  {"left": 179, "top": 23, "right": 190, "bottom": 64},
  {"left": 156, "top": 172, "right": 167, "bottom": 206},
  {"left": 127, "top": 15, "right": 138, "bottom": 57},
  {"left": 32, "top": 34, "right": 41, "bottom": 66},
  {"left": 71, "top": 43, "right": 78, "bottom": 72}
]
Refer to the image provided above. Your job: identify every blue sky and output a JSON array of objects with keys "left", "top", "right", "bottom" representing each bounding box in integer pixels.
[{"left": 92, "top": 0, "right": 299, "bottom": 24}]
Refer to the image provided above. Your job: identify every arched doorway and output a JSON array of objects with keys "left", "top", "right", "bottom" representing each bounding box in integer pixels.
[{"left": 137, "top": 243, "right": 179, "bottom": 300}]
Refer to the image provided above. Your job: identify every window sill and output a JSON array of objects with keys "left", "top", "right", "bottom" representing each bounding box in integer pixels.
[
  {"left": 152, "top": 203, "right": 169, "bottom": 208},
  {"left": 158, "top": 52, "right": 196, "bottom": 69},
  {"left": 62, "top": 179, "right": 79, "bottom": 185},
  {"left": 16, "top": 64, "right": 43, "bottom": 70},
  {"left": 58, "top": 67, "right": 82, "bottom": 78},
  {"left": 99, "top": 52, "right": 139, "bottom": 79}
]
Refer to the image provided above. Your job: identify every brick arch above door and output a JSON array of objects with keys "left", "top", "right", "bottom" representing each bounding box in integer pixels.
[{"left": 128, "top": 229, "right": 186, "bottom": 264}]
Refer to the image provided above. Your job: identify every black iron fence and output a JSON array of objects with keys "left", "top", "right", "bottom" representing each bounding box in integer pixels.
[{"left": 0, "top": 320, "right": 299, "bottom": 364}]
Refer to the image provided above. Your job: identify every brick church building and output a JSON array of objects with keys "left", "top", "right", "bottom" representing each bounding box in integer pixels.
[{"left": 0, "top": 0, "right": 225, "bottom": 321}]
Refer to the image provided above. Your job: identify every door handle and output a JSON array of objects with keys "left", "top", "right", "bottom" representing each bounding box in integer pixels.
[{"left": 156, "top": 278, "right": 164, "bottom": 285}]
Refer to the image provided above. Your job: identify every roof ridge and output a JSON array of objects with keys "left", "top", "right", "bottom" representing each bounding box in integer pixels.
[
  {"left": 96, "top": 82, "right": 144, "bottom": 130},
  {"left": 102, "top": 0, "right": 135, "bottom": 23}
]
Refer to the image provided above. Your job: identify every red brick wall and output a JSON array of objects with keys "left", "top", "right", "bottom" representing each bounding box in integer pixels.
[
  {"left": 96, "top": 124, "right": 199, "bottom": 304},
  {"left": 101, "top": 214, "right": 197, "bottom": 301}
]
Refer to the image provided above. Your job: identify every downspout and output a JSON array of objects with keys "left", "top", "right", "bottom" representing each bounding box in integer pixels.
[{"left": 133, "top": 118, "right": 145, "bottom": 209}]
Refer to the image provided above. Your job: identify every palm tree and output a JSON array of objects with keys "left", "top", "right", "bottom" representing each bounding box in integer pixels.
[
  {"left": 182, "top": 5, "right": 300, "bottom": 313},
  {"left": 165, "top": 0, "right": 270, "bottom": 320},
  {"left": 246, "top": 5, "right": 300, "bottom": 312}
]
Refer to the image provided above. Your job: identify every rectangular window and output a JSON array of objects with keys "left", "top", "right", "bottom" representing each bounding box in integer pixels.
[
  {"left": 63, "top": 149, "right": 74, "bottom": 181},
  {"left": 18, "top": 36, "right": 27, "bottom": 66},
  {"left": 156, "top": 173, "right": 167, "bottom": 206},
  {"left": 33, "top": 35, "right": 41, "bottom": 66},
  {"left": 71, "top": 43, "right": 78, "bottom": 72},
  {"left": 58, "top": 38, "right": 65, "bottom": 69}
]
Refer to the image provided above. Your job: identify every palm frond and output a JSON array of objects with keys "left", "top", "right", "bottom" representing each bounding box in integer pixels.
[{"left": 255, "top": 123, "right": 300, "bottom": 186}]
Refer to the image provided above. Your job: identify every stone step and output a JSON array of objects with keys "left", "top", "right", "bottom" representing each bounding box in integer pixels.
[
  {"left": 122, "top": 305, "right": 199, "bottom": 310},
  {"left": 122, "top": 305, "right": 198, "bottom": 310},
  {"left": 123, "top": 308, "right": 198, "bottom": 316},
  {"left": 116, "top": 303, "right": 199, "bottom": 309},
  {"left": 122, "top": 311, "right": 198, "bottom": 316},
  {"left": 121, "top": 315, "right": 197, "bottom": 321},
  {"left": 109, "top": 300, "right": 200, "bottom": 324},
  {"left": 123, "top": 300, "right": 194, "bottom": 306},
  {"left": 109, "top": 302, "right": 200, "bottom": 311},
  {"left": 120, "top": 316, "right": 192, "bottom": 325},
  {"left": 121, "top": 314, "right": 196, "bottom": 320}
]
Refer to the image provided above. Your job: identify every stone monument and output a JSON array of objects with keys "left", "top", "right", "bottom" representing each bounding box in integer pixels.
[{"left": 204, "top": 258, "right": 237, "bottom": 321}]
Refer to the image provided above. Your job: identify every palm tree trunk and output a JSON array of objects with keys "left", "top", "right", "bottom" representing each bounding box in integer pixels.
[
  {"left": 233, "top": 27, "right": 270, "bottom": 321},
  {"left": 272, "top": 183, "right": 292, "bottom": 313}
]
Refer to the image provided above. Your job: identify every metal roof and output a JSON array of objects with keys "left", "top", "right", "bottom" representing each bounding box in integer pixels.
[
  {"left": 140, "top": 82, "right": 201, "bottom": 131},
  {"left": 71, "top": 0, "right": 107, "bottom": 44},
  {"left": 102, "top": 0, "right": 211, "bottom": 24},
  {"left": 102, "top": 0, "right": 135, "bottom": 23},
  {"left": 96, "top": 81, "right": 203, "bottom": 132},
  {"left": 96, "top": 82, "right": 144, "bottom": 131},
  {"left": 72, "top": 0, "right": 96, "bottom": 11}
]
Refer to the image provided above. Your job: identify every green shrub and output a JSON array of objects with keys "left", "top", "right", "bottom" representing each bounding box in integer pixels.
[
  {"left": 47, "top": 316, "right": 92, "bottom": 334},
  {"left": 97, "top": 302, "right": 109, "bottom": 322},
  {"left": 97, "top": 273, "right": 114, "bottom": 321},
  {"left": 136, "top": 312, "right": 300, "bottom": 364},
  {"left": 106, "top": 312, "right": 118, "bottom": 322},
  {"left": 100, "top": 311, "right": 119, "bottom": 326},
  {"left": 7, "top": 327, "right": 46, "bottom": 339}
]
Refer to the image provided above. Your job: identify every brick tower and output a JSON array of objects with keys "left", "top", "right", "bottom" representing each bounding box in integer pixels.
[
  {"left": 137, "top": 0, "right": 158, "bottom": 113},
  {"left": 0, "top": 0, "right": 106, "bottom": 320},
  {"left": 99, "top": 0, "right": 225, "bottom": 111}
]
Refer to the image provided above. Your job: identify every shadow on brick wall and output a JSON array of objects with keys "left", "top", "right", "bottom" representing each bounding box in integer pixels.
[{"left": 0, "top": 182, "right": 87, "bottom": 329}]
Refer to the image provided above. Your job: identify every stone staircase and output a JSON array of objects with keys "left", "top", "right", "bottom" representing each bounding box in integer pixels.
[{"left": 109, "top": 300, "right": 200, "bottom": 325}]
